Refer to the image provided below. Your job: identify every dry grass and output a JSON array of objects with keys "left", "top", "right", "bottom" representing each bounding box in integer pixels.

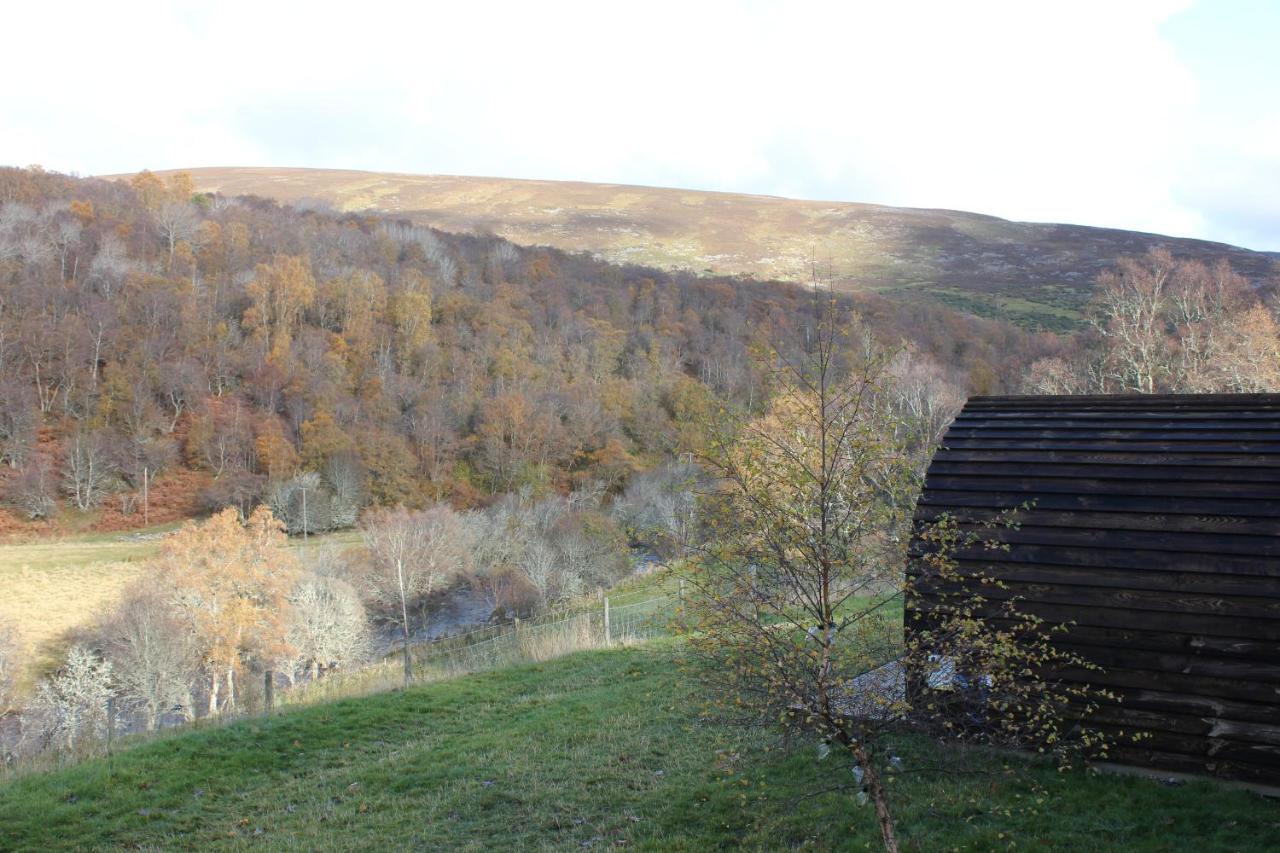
[
  {"left": 0, "top": 526, "right": 365, "bottom": 689},
  {"left": 0, "top": 536, "right": 158, "bottom": 684}
]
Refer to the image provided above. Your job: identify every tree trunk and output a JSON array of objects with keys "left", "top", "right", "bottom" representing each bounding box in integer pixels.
[
  {"left": 399, "top": 558, "right": 413, "bottom": 686},
  {"left": 852, "top": 741, "right": 899, "bottom": 853},
  {"left": 208, "top": 673, "right": 220, "bottom": 716},
  {"left": 226, "top": 665, "right": 236, "bottom": 711},
  {"left": 401, "top": 621, "right": 412, "bottom": 686}
]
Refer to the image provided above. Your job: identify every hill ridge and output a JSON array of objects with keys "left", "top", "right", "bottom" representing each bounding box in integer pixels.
[{"left": 130, "top": 166, "right": 1277, "bottom": 332}]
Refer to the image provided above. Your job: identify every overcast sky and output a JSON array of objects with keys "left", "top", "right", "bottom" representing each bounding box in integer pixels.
[{"left": 2, "top": 1, "right": 1277, "bottom": 250}]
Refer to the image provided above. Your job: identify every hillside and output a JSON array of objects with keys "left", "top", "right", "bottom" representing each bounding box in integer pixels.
[
  {"left": 148, "top": 167, "right": 1278, "bottom": 331},
  {"left": 2, "top": 644, "right": 1275, "bottom": 850}
]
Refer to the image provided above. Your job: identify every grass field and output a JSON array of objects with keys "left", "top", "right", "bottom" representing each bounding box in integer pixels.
[{"left": 1, "top": 642, "right": 1275, "bottom": 850}]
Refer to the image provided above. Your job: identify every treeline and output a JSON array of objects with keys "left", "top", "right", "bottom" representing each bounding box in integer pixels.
[
  {"left": 1024, "top": 249, "right": 1280, "bottom": 394},
  {"left": 0, "top": 166, "right": 1037, "bottom": 527}
]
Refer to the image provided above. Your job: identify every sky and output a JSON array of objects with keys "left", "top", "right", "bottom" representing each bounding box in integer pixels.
[{"left": 2, "top": 0, "right": 1278, "bottom": 250}]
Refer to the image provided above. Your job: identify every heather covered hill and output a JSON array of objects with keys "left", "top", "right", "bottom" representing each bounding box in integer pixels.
[{"left": 144, "top": 167, "right": 1279, "bottom": 332}]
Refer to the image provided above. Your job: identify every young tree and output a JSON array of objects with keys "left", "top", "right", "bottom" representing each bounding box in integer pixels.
[
  {"left": 362, "top": 506, "right": 471, "bottom": 685},
  {"left": 681, "top": 289, "right": 1102, "bottom": 851}
]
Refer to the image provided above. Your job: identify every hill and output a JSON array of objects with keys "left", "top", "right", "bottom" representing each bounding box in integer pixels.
[
  {"left": 147, "top": 167, "right": 1278, "bottom": 331},
  {"left": 2, "top": 644, "right": 1275, "bottom": 850}
]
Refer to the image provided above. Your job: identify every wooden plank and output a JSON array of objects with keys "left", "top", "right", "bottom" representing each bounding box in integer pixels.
[
  {"left": 924, "top": 474, "right": 1279, "bottom": 500},
  {"left": 910, "top": 541, "right": 1280, "bottom": 575},
  {"left": 942, "top": 618, "right": 1280, "bottom": 660},
  {"left": 925, "top": 559, "right": 1280, "bottom": 599},
  {"left": 1101, "top": 744, "right": 1278, "bottom": 785},
  {"left": 944, "top": 428, "right": 1280, "bottom": 441},
  {"left": 1048, "top": 642, "right": 1280, "bottom": 683},
  {"left": 932, "top": 448, "right": 1280, "bottom": 468},
  {"left": 914, "top": 579, "right": 1280, "bottom": 622},
  {"left": 911, "top": 593, "right": 1280, "bottom": 639},
  {"left": 966, "top": 393, "right": 1280, "bottom": 407},
  {"left": 914, "top": 505, "right": 1280, "bottom": 538},
  {"left": 954, "top": 414, "right": 1280, "bottom": 425},
  {"left": 925, "top": 460, "right": 1280, "bottom": 484},
  {"left": 1053, "top": 665, "right": 1279, "bottom": 706},
  {"left": 1097, "top": 686, "right": 1280, "bottom": 726},
  {"left": 941, "top": 523, "right": 1280, "bottom": 558},
  {"left": 1086, "top": 705, "right": 1280, "bottom": 747},
  {"left": 1087, "top": 725, "right": 1280, "bottom": 770},
  {"left": 916, "top": 489, "right": 1280, "bottom": 518},
  {"left": 939, "top": 438, "right": 1280, "bottom": 453}
]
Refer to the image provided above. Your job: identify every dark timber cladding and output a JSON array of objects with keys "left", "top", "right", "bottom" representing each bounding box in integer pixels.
[{"left": 910, "top": 393, "right": 1280, "bottom": 786}]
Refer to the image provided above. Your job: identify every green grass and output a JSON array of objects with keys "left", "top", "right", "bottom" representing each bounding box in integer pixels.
[{"left": 2, "top": 643, "right": 1274, "bottom": 851}]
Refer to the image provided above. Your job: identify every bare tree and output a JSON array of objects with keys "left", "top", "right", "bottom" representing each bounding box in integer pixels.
[
  {"left": 519, "top": 539, "right": 562, "bottom": 610},
  {"left": 0, "top": 378, "right": 38, "bottom": 467},
  {"left": 154, "top": 200, "right": 200, "bottom": 271},
  {"left": 283, "top": 574, "right": 369, "bottom": 683},
  {"left": 885, "top": 349, "right": 964, "bottom": 452},
  {"left": 99, "top": 592, "right": 199, "bottom": 729},
  {"left": 7, "top": 452, "right": 58, "bottom": 519},
  {"left": 324, "top": 452, "right": 367, "bottom": 529},
  {"left": 362, "top": 506, "right": 471, "bottom": 685},
  {"left": 61, "top": 429, "right": 119, "bottom": 511},
  {"left": 29, "top": 646, "right": 115, "bottom": 752},
  {"left": 1087, "top": 249, "right": 1177, "bottom": 393}
]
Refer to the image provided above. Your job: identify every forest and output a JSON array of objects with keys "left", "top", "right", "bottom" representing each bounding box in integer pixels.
[{"left": 0, "top": 167, "right": 1041, "bottom": 531}]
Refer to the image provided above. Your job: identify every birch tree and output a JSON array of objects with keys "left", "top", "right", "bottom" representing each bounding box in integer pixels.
[
  {"left": 362, "top": 506, "right": 470, "bottom": 685},
  {"left": 153, "top": 507, "right": 299, "bottom": 715}
]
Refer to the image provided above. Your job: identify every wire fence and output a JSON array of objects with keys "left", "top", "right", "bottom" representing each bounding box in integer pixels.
[
  {"left": 2, "top": 589, "right": 684, "bottom": 779},
  {"left": 280, "top": 590, "right": 683, "bottom": 708}
]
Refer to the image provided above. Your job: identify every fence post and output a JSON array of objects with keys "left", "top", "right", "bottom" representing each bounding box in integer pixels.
[
  {"left": 679, "top": 579, "right": 685, "bottom": 603},
  {"left": 264, "top": 669, "right": 274, "bottom": 713},
  {"left": 105, "top": 695, "right": 116, "bottom": 783},
  {"left": 604, "top": 597, "right": 612, "bottom": 646}
]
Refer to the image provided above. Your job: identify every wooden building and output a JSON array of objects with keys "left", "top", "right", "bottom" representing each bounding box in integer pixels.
[{"left": 910, "top": 393, "right": 1280, "bottom": 786}]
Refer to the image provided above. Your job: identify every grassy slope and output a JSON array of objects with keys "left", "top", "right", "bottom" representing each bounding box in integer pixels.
[
  {"left": 136, "top": 167, "right": 1277, "bottom": 331},
  {"left": 3, "top": 644, "right": 1275, "bottom": 851}
]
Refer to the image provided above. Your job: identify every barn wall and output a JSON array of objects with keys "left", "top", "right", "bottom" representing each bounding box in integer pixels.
[{"left": 909, "top": 394, "right": 1280, "bottom": 785}]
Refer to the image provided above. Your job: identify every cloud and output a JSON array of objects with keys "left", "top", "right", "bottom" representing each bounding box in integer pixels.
[{"left": 1, "top": 0, "right": 1275, "bottom": 249}]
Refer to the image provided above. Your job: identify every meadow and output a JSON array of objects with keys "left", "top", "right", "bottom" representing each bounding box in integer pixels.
[{"left": 1, "top": 642, "right": 1275, "bottom": 851}]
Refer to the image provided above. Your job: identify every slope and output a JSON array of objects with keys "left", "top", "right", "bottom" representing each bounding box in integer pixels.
[
  {"left": 1, "top": 644, "right": 1275, "bottom": 850},
  {"left": 146, "top": 167, "right": 1277, "bottom": 331}
]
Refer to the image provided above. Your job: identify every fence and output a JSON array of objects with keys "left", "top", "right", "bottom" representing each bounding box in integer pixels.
[
  {"left": 278, "top": 590, "right": 681, "bottom": 708},
  {"left": 2, "top": 588, "right": 683, "bottom": 780}
]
